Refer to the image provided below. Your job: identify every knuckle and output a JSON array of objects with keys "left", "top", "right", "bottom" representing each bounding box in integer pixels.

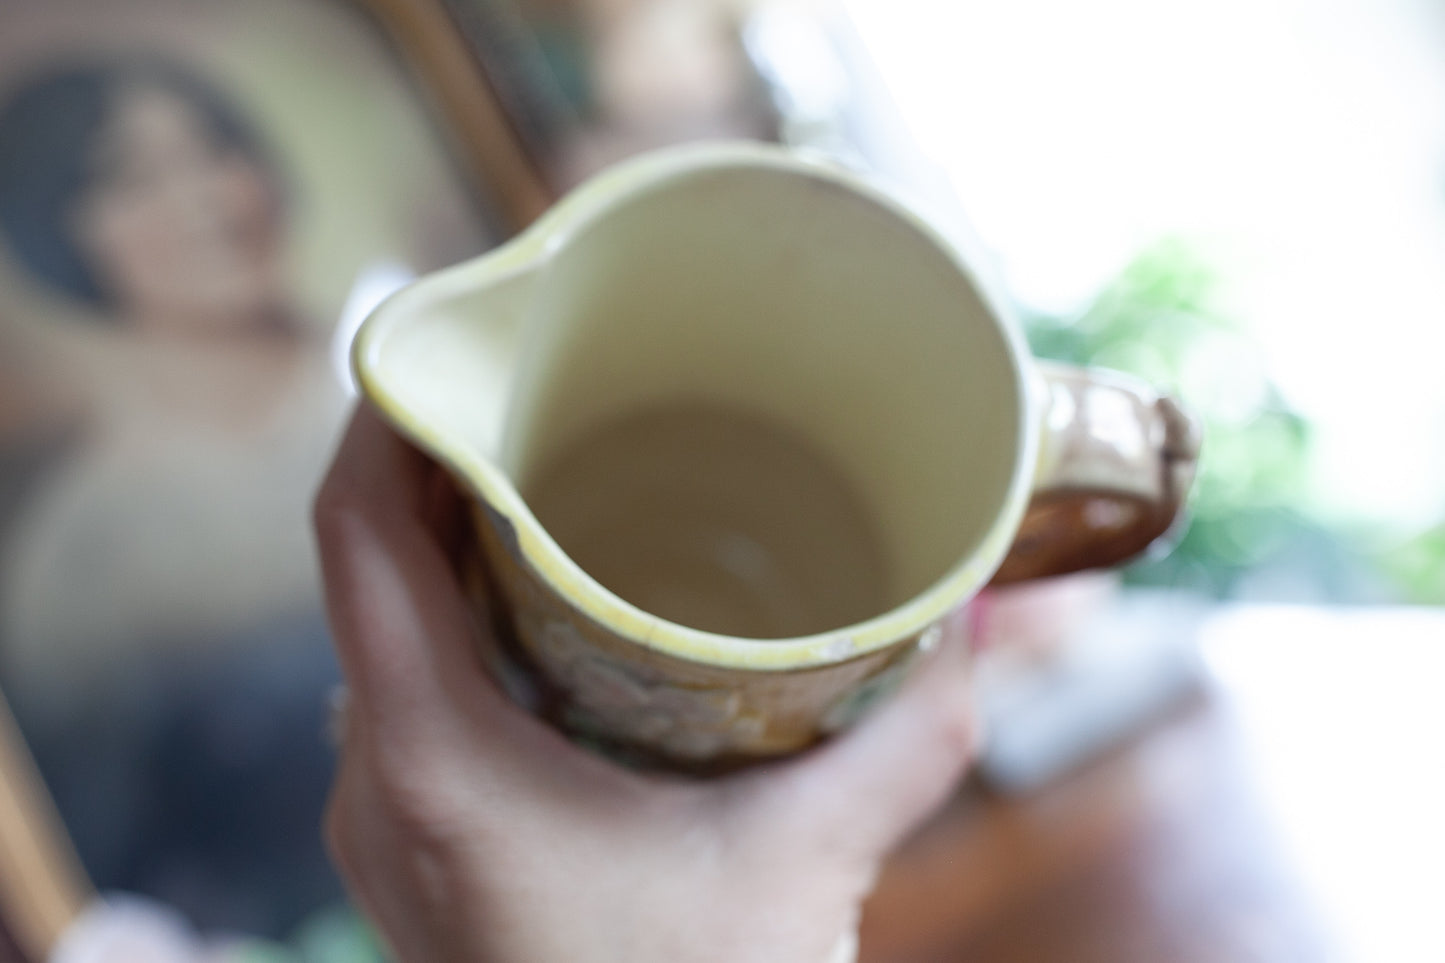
[
  {"left": 311, "top": 479, "right": 361, "bottom": 541},
  {"left": 366, "top": 744, "right": 464, "bottom": 843},
  {"left": 328, "top": 743, "right": 470, "bottom": 869},
  {"left": 323, "top": 790, "right": 357, "bottom": 870}
]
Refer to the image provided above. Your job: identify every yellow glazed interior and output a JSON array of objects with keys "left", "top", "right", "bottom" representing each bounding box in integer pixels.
[{"left": 353, "top": 143, "right": 1039, "bottom": 672}]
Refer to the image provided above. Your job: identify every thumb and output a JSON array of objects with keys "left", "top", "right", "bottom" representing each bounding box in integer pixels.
[{"left": 752, "top": 608, "right": 977, "bottom": 863}]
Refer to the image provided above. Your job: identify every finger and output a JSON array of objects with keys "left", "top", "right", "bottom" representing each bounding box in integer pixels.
[
  {"left": 315, "top": 407, "right": 669, "bottom": 803},
  {"left": 323, "top": 754, "right": 419, "bottom": 962},
  {"left": 747, "top": 608, "right": 977, "bottom": 862},
  {"left": 313, "top": 405, "right": 509, "bottom": 742}
]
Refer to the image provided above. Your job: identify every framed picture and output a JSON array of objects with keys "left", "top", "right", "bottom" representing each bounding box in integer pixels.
[
  {"left": 0, "top": 0, "right": 783, "bottom": 954},
  {"left": 0, "top": 0, "right": 540, "bottom": 951},
  {"left": 0, "top": 689, "right": 88, "bottom": 963}
]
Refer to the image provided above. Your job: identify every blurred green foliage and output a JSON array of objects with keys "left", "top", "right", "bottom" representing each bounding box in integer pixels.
[
  {"left": 228, "top": 904, "right": 389, "bottom": 963},
  {"left": 1376, "top": 521, "right": 1445, "bottom": 605},
  {"left": 1024, "top": 238, "right": 1406, "bottom": 601}
]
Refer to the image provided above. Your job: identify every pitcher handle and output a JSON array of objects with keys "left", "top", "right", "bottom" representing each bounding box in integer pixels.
[{"left": 990, "top": 361, "right": 1202, "bottom": 585}]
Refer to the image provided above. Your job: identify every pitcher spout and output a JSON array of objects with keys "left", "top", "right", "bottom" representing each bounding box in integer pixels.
[{"left": 352, "top": 237, "right": 543, "bottom": 477}]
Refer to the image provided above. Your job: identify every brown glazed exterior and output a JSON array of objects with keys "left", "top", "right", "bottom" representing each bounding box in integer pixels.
[{"left": 464, "top": 502, "right": 937, "bottom": 768}]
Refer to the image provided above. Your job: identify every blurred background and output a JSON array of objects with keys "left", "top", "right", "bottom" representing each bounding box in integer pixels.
[{"left": 0, "top": 0, "right": 1441, "bottom": 960}]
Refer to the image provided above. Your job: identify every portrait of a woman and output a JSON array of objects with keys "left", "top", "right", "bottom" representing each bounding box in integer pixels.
[{"left": 0, "top": 56, "right": 351, "bottom": 935}]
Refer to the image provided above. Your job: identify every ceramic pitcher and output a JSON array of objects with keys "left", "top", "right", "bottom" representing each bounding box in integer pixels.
[{"left": 353, "top": 143, "right": 1199, "bottom": 767}]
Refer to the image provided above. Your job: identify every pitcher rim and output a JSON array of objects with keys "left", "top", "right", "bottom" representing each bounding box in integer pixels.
[{"left": 354, "top": 141, "right": 1039, "bottom": 672}]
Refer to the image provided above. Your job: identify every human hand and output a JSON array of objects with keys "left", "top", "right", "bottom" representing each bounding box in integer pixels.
[{"left": 313, "top": 406, "right": 977, "bottom": 963}]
